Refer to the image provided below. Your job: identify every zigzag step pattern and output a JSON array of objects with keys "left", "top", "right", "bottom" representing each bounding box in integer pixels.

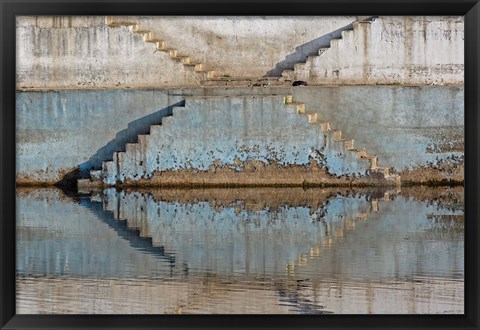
[
  {"left": 283, "top": 95, "right": 399, "bottom": 182},
  {"left": 105, "top": 16, "right": 215, "bottom": 80},
  {"left": 87, "top": 95, "right": 400, "bottom": 186},
  {"left": 281, "top": 16, "right": 378, "bottom": 82}
]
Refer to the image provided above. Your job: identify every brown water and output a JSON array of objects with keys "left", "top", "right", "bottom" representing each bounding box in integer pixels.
[{"left": 16, "top": 186, "right": 464, "bottom": 314}]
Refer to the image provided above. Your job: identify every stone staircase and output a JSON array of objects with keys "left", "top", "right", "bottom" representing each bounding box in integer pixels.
[
  {"left": 105, "top": 16, "right": 215, "bottom": 81},
  {"left": 79, "top": 95, "right": 400, "bottom": 187},
  {"left": 106, "top": 16, "right": 377, "bottom": 86},
  {"left": 283, "top": 95, "right": 399, "bottom": 182},
  {"left": 280, "top": 16, "right": 378, "bottom": 83}
]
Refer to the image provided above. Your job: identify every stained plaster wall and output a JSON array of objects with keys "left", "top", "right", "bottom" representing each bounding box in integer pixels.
[{"left": 16, "top": 86, "right": 463, "bottom": 184}]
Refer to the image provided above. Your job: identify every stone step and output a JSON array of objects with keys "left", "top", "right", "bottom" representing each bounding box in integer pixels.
[
  {"left": 372, "top": 167, "right": 390, "bottom": 177},
  {"left": 138, "top": 134, "right": 148, "bottom": 145},
  {"left": 294, "top": 62, "right": 306, "bottom": 71},
  {"left": 286, "top": 102, "right": 305, "bottom": 113},
  {"left": 362, "top": 155, "right": 378, "bottom": 169},
  {"left": 343, "top": 139, "right": 354, "bottom": 150},
  {"left": 319, "top": 121, "right": 331, "bottom": 132},
  {"left": 318, "top": 47, "right": 330, "bottom": 55},
  {"left": 304, "top": 112, "right": 318, "bottom": 123},
  {"left": 341, "top": 29, "right": 353, "bottom": 39},
  {"left": 184, "top": 62, "right": 203, "bottom": 71},
  {"left": 152, "top": 40, "right": 166, "bottom": 49},
  {"left": 384, "top": 174, "right": 401, "bottom": 185},
  {"left": 197, "top": 70, "right": 216, "bottom": 79},
  {"left": 162, "top": 116, "right": 174, "bottom": 126},
  {"left": 352, "top": 148, "right": 367, "bottom": 157},
  {"left": 157, "top": 48, "right": 177, "bottom": 57},
  {"left": 330, "top": 38, "right": 342, "bottom": 48},
  {"left": 172, "top": 55, "right": 190, "bottom": 63},
  {"left": 281, "top": 70, "right": 295, "bottom": 81},
  {"left": 145, "top": 37, "right": 164, "bottom": 44},
  {"left": 150, "top": 125, "right": 162, "bottom": 136},
  {"left": 333, "top": 139, "right": 353, "bottom": 151},
  {"left": 352, "top": 19, "right": 374, "bottom": 29},
  {"left": 136, "top": 31, "right": 152, "bottom": 41},
  {"left": 331, "top": 130, "right": 342, "bottom": 140}
]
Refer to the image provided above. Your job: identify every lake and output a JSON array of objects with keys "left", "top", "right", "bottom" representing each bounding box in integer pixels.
[{"left": 16, "top": 186, "right": 464, "bottom": 314}]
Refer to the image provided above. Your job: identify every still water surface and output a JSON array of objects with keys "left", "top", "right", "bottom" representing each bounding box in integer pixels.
[{"left": 16, "top": 186, "right": 464, "bottom": 314}]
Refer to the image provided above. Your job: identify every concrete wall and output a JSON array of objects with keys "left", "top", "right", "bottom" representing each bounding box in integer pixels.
[
  {"left": 107, "top": 16, "right": 360, "bottom": 78},
  {"left": 289, "top": 16, "right": 464, "bottom": 85},
  {"left": 16, "top": 87, "right": 463, "bottom": 185},
  {"left": 17, "top": 16, "right": 463, "bottom": 88},
  {"left": 101, "top": 94, "right": 380, "bottom": 186},
  {"left": 295, "top": 86, "right": 464, "bottom": 170},
  {"left": 16, "top": 16, "right": 203, "bottom": 89}
]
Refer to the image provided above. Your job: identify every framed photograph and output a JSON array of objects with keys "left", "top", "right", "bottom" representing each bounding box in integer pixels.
[{"left": 1, "top": 0, "right": 479, "bottom": 329}]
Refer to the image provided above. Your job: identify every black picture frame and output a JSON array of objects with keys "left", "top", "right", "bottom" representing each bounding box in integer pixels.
[{"left": 1, "top": 0, "right": 478, "bottom": 329}]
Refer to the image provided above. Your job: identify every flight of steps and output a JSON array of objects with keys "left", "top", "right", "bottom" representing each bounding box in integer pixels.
[
  {"left": 106, "top": 16, "right": 289, "bottom": 87},
  {"left": 280, "top": 16, "right": 378, "bottom": 83},
  {"left": 283, "top": 95, "right": 399, "bottom": 183},
  {"left": 80, "top": 95, "right": 400, "bottom": 187},
  {"left": 105, "top": 16, "right": 215, "bottom": 81}
]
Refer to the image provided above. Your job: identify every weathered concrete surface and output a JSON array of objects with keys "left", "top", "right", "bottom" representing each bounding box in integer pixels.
[
  {"left": 106, "top": 16, "right": 361, "bottom": 79},
  {"left": 87, "top": 95, "right": 398, "bottom": 186},
  {"left": 17, "top": 16, "right": 463, "bottom": 88},
  {"left": 16, "top": 87, "right": 463, "bottom": 186},
  {"left": 294, "top": 86, "right": 464, "bottom": 184},
  {"left": 16, "top": 87, "right": 291, "bottom": 184},
  {"left": 286, "top": 16, "right": 464, "bottom": 85},
  {"left": 16, "top": 16, "right": 203, "bottom": 89}
]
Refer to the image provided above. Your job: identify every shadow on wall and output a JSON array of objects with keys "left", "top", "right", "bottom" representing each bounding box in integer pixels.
[
  {"left": 263, "top": 22, "right": 354, "bottom": 77},
  {"left": 56, "top": 100, "right": 185, "bottom": 188}
]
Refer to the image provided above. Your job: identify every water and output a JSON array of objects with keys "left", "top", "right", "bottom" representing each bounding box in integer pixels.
[{"left": 16, "top": 186, "right": 464, "bottom": 314}]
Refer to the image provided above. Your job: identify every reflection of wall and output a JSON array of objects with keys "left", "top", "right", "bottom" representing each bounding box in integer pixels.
[
  {"left": 16, "top": 275, "right": 463, "bottom": 314},
  {"left": 102, "top": 189, "right": 376, "bottom": 275},
  {"left": 289, "top": 193, "right": 464, "bottom": 281},
  {"left": 16, "top": 187, "right": 464, "bottom": 314},
  {"left": 16, "top": 188, "right": 174, "bottom": 278}
]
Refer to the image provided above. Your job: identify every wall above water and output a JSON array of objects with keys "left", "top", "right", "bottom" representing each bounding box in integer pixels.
[
  {"left": 16, "top": 16, "right": 203, "bottom": 89},
  {"left": 17, "top": 16, "right": 463, "bottom": 88},
  {"left": 288, "top": 16, "right": 464, "bottom": 85},
  {"left": 16, "top": 86, "right": 463, "bottom": 185}
]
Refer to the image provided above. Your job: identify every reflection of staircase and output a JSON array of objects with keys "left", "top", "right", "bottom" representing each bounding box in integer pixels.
[
  {"left": 288, "top": 189, "right": 395, "bottom": 273},
  {"left": 280, "top": 17, "right": 378, "bottom": 83},
  {"left": 81, "top": 95, "right": 400, "bottom": 187},
  {"left": 94, "top": 188, "right": 398, "bottom": 277}
]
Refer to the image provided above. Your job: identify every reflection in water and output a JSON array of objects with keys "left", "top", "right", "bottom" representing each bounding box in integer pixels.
[{"left": 16, "top": 187, "right": 464, "bottom": 314}]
